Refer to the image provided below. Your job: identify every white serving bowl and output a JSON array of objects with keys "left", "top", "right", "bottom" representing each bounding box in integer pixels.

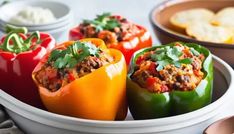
[
  {"left": 0, "top": 17, "right": 73, "bottom": 33},
  {"left": 0, "top": 17, "right": 72, "bottom": 31},
  {"left": 0, "top": 0, "right": 72, "bottom": 27},
  {"left": 40, "top": 23, "right": 72, "bottom": 43},
  {"left": 0, "top": 55, "right": 234, "bottom": 134},
  {"left": 0, "top": 0, "right": 74, "bottom": 44},
  {"left": 0, "top": 20, "right": 73, "bottom": 44}
]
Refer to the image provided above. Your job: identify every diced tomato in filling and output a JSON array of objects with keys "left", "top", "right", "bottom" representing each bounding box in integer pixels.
[
  {"left": 193, "top": 70, "right": 200, "bottom": 76},
  {"left": 136, "top": 55, "right": 144, "bottom": 65},
  {"left": 149, "top": 62, "right": 157, "bottom": 74},
  {"left": 131, "top": 43, "right": 204, "bottom": 93},
  {"left": 78, "top": 15, "right": 141, "bottom": 45},
  {"left": 35, "top": 51, "right": 113, "bottom": 91},
  {"left": 160, "top": 85, "right": 169, "bottom": 92},
  {"left": 68, "top": 73, "right": 76, "bottom": 81},
  {"left": 146, "top": 77, "right": 156, "bottom": 87}
]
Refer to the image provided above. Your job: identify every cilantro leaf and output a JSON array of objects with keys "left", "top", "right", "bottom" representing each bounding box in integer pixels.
[
  {"left": 67, "top": 57, "right": 77, "bottom": 68},
  {"left": 150, "top": 45, "right": 193, "bottom": 71},
  {"left": 156, "top": 60, "right": 170, "bottom": 71},
  {"left": 105, "top": 19, "right": 120, "bottom": 30},
  {"left": 48, "top": 41, "right": 101, "bottom": 69},
  {"left": 151, "top": 52, "right": 165, "bottom": 61},
  {"left": 82, "top": 12, "right": 121, "bottom": 32},
  {"left": 155, "top": 48, "right": 166, "bottom": 54},
  {"left": 96, "top": 12, "right": 111, "bottom": 22},
  {"left": 87, "top": 44, "right": 100, "bottom": 57},
  {"left": 190, "top": 48, "right": 200, "bottom": 56},
  {"left": 173, "top": 61, "right": 181, "bottom": 68},
  {"left": 178, "top": 58, "right": 193, "bottom": 64},
  {"left": 48, "top": 49, "right": 61, "bottom": 62},
  {"left": 167, "top": 47, "right": 182, "bottom": 61},
  {"left": 54, "top": 57, "right": 67, "bottom": 69}
]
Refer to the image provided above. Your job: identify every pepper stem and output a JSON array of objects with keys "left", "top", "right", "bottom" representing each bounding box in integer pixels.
[
  {"left": 0, "top": 25, "right": 41, "bottom": 53},
  {"left": 5, "top": 24, "right": 28, "bottom": 34},
  {"left": 1, "top": 33, "right": 25, "bottom": 53},
  {"left": 24, "top": 31, "right": 40, "bottom": 48}
]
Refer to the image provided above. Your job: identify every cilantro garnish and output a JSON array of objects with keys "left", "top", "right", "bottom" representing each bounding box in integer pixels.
[
  {"left": 150, "top": 46, "right": 194, "bottom": 71},
  {"left": 83, "top": 12, "right": 121, "bottom": 32},
  {"left": 190, "top": 47, "right": 200, "bottom": 56},
  {"left": 48, "top": 41, "right": 100, "bottom": 69}
]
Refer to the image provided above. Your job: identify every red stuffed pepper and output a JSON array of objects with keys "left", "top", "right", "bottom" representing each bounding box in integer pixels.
[
  {"left": 69, "top": 13, "right": 152, "bottom": 64},
  {"left": 0, "top": 25, "right": 56, "bottom": 108}
]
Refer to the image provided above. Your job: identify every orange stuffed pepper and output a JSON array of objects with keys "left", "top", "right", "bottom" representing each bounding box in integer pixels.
[{"left": 32, "top": 38, "right": 127, "bottom": 120}]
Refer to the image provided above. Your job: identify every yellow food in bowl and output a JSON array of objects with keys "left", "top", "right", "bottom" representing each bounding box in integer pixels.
[
  {"left": 170, "top": 7, "right": 234, "bottom": 44},
  {"left": 211, "top": 7, "right": 234, "bottom": 43},
  {"left": 170, "top": 8, "right": 215, "bottom": 29},
  {"left": 211, "top": 7, "right": 234, "bottom": 27},
  {"left": 186, "top": 22, "right": 233, "bottom": 44}
]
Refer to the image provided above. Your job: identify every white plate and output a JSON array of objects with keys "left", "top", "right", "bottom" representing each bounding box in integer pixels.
[{"left": 0, "top": 55, "right": 234, "bottom": 134}]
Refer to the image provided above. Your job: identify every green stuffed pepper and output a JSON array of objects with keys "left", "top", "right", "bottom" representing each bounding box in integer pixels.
[{"left": 127, "top": 42, "right": 213, "bottom": 120}]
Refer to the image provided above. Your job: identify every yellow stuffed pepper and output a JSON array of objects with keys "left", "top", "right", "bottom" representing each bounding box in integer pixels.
[{"left": 32, "top": 38, "right": 127, "bottom": 120}]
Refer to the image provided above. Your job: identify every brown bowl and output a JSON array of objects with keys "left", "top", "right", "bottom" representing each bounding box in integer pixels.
[
  {"left": 204, "top": 116, "right": 234, "bottom": 134},
  {"left": 150, "top": 0, "right": 234, "bottom": 66}
]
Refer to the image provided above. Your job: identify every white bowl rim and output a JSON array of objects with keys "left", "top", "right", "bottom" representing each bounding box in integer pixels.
[
  {"left": 0, "top": 18, "right": 73, "bottom": 33},
  {"left": 0, "top": 0, "right": 72, "bottom": 27},
  {"left": 0, "top": 16, "right": 73, "bottom": 31},
  {"left": 0, "top": 21, "right": 72, "bottom": 35},
  {"left": 0, "top": 55, "right": 233, "bottom": 129}
]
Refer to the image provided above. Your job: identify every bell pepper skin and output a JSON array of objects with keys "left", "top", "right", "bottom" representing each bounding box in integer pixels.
[
  {"left": 69, "top": 15, "right": 152, "bottom": 65},
  {"left": 127, "top": 42, "right": 213, "bottom": 120},
  {"left": 107, "top": 25, "right": 152, "bottom": 65},
  {"left": 32, "top": 38, "right": 127, "bottom": 120},
  {"left": 0, "top": 27, "right": 56, "bottom": 108}
]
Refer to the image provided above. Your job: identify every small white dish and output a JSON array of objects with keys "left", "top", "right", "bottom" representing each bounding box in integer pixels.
[
  {"left": 0, "top": 20, "right": 73, "bottom": 43},
  {"left": 0, "top": 55, "right": 234, "bottom": 134},
  {"left": 42, "top": 23, "right": 72, "bottom": 43},
  {"left": 0, "top": 0, "right": 72, "bottom": 27},
  {"left": 0, "top": 17, "right": 73, "bottom": 31}
]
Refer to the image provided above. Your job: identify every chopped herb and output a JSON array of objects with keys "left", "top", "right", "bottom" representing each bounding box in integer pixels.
[
  {"left": 173, "top": 58, "right": 192, "bottom": 68},
  {"left": 167, "top": 47, "right": 182, "bottom": 61},
  {"left": 150, "top": 45, "right": 193, "bottom": 71},
  {"left": 156, "top": 60, "right": 170, "bottom": 71},
  {"left": 83, "top": 12, "right": 120, "bottom": 32},
  {"left": 96, "top": 12, "right": 111, "bottom": 22},
  {"left": 48, "top": 41, "right": 101, "bottom": 69},
  {"left": 178, "top": 58, "right": 193, "bottom": 64},
  {"left": 190, "top": 47, "right": 200, "bottom": 56}
]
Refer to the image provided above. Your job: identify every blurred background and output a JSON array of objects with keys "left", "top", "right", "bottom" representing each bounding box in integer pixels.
[{"left": 0, "top": 0, "right": 164, "bottom": 43}]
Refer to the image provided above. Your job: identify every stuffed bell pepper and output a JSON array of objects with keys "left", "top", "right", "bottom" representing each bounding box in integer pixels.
[
  {"left": 0, "top": 25, "right": 56, "bottom": 108},
  {"left": 32, "top": 38, "right": 127, "bottom": 120},
  {"left": 69, "top": 13, "right": 152, "bottom": 65},
  {"left": 127, "top": 42, "right": 213, "bottom": 120}
]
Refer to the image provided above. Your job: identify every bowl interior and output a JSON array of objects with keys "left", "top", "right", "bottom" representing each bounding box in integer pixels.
[
  {"left": 0, "top": 56, "right": 233, "bottom": 134},
  {"left": 0, "top": 1, "right": 71, "bottom": 27},
  {"left": 151, "top": 0, "right": 234, "bottom": 47}
]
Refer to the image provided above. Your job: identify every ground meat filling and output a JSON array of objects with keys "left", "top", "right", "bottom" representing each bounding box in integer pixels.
[
  {"left": 35, "top": 43, "right": 113, "bottom": 92},
  {"left": 131, "top": 43, "right": 205, "bottom": 93},
  {"left": 79, "top": 15, "right": 141, "bottom": 45}
]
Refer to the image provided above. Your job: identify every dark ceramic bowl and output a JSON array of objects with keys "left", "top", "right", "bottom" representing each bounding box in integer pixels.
[{"left": 150, "top": 0, "right": 234, "bottom": 66}]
